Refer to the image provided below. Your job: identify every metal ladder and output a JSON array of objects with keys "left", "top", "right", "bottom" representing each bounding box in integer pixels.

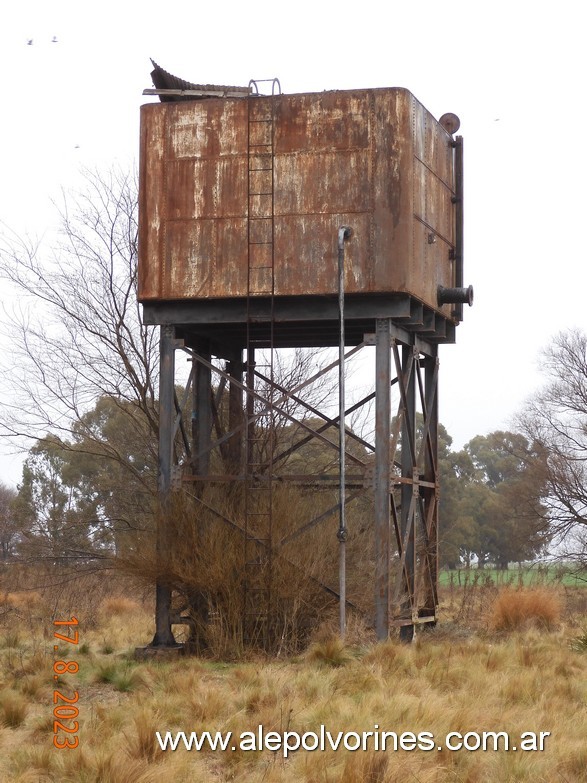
[{"left": 243, "top": 83, "right": 279, "bottom": 647}]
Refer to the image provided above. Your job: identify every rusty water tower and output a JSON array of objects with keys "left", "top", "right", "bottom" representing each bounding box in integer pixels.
[{"left": 138, "top": 64, "right": 472, "bottom": 649}]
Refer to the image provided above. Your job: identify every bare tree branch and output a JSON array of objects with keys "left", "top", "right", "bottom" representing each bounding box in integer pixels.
[
  {"left": 517, "top": 328, "right": 587, "bottom": 565},
  {"left": 0, "top": 166, "right": 159, "bottom": 456}
]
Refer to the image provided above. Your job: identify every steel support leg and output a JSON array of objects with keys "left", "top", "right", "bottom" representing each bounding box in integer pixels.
[
  {"left": 374, "top": 319, "right": 391, "bottom": 640},
  {"left": 246, "top": 348, "right": 256, "bottom": 468},
  {"left": 399, "top": 344, "right": 416, "bottom": 643},
  {"left": 420, "top": 350, "right": 439, "bottom": 621},
  {"left": 227, "top": 352, "right": 244, "bottom": 474},
  {"left": 193, "top": 340, "right": 212, "bottom": 478},
  {"left": 151, "top": 325, "right": 178, "bottom": 647}
]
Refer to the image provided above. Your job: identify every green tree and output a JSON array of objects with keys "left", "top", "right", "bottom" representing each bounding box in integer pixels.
[
  {"left": 66, "top": 395, "right": 157, "bottom": 555},
  {"left": 438, "top": 443, "right": 478, "bottom": 568},
  {"left": 0, "top": 483, "right": 19, "bottom": 560},
  {"left": 14, "top": 437, "right": 101, "bottom": 562},
  {"left": 461, "top": 431, "right": 550, "bottom": 568},
  {"left": 13, "top": 395, "right": 158, "bottom": 564}
]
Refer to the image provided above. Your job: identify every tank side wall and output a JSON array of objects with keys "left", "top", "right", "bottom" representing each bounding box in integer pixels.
[
  {"left": 411, "top": 97, "right": 457, "bottom": 316},
  {"left": 138, "top": 103, "right": 167, "bottom": 300},
  {"left": 138, "top": 89, "right": 459, "bottom": 318}
]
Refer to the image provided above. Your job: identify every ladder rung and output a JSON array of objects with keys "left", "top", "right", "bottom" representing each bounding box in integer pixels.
[{"left": 249, "top": 159, "right": 273, "bottom": 171}]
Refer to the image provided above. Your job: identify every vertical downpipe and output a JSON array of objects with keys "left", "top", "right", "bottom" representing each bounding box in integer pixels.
[{"left": 337, "top": 226, "right": 352, "bottom": 638}]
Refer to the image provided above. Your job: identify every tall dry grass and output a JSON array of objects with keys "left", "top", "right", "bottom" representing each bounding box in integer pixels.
[{"left": 0, "top": 569, "right": 586, "bottom": 782}]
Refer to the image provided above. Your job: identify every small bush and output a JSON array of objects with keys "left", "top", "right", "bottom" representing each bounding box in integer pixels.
[{"left": 490, "top": 588, "right": 561, "bottom": 631}]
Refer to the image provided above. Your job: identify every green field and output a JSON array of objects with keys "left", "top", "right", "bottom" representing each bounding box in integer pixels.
[{"left": 439, "top": 565, "right": 587, "bottom": 588}]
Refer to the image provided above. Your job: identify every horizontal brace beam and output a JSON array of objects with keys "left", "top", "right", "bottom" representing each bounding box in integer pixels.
[
  {"left": 186, "top": 346, "right": 368, "bottom": 467},
  {"left": 143, "top": 87, "right": 251, "bottom": 98},
  {"left": 142, "top": 294, "right": 414, "bottom": 326},
  {"left": 363, "top": 326, "right": 434, "bottom": 357},
  {"left": 391, "top": 616, "right": 437, "bottom": 627}
]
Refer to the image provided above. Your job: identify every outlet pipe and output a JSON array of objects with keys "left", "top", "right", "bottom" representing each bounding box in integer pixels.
[{"left": 437, "top": 285, "right": 474, "bottom": 307}]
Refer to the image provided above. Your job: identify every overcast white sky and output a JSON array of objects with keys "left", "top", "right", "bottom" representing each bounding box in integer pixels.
[{"left": 1, "top": 1, "right": 586, "bottom": 486}]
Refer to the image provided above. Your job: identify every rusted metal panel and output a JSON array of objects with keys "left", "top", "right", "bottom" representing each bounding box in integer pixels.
[
  {"left": 164, "top": 218, "right": 248, "bottom": 298},
  {"left": 138, "top": 104, "right": 166, "bottom": 300},
  {"left": 166, "top": 158, "right": 248, "bottom": 219},
  {"left": 275, "top": 213, "right": 372, "bottom": 295},
  {"left": 166, "top": 99, "right": 248, "bottom": 158},
  {"left": 274, "top": 151, "right": 371, "bottom": 215},
  {"left": 138, "top": 87, "right": 459, "bottom": 320},
  {"left": 273, "top": 92, "right": 371, "bottom": 153}
]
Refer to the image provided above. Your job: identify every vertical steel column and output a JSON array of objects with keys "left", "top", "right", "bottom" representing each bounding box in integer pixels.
[
  {"left": 399, "top": 344, "right": 416, "bottom": 643},
  {"left": 246, "top": 348, "right": 256, "bottom": 468},
  {"left": 151, "top": 325, "right": 178, "bottom": 647},
  {"left": 193, "top": 340, "right": 212, "bottom": 478},
  {"left": 227, "top": 352, "right": 244, "bottom": 475},
  {"left": 374, "top": 319, "right": 391, "bottom": 640},
  {"left": 421, "top": 349, "right": 439, "bottom": 620}
]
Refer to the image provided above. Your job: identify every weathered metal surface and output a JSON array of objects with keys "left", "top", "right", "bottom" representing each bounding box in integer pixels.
[
  {"left": 149, "top": 60, "right": 251, "bottom": 101},
  {"left": 139, "top": 87, "right": 461, "bottom": 321}
]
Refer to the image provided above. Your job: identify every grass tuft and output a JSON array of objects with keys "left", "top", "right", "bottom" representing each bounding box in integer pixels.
[
  {"left": 0, "top": 690, "right": 28, "bottom": 728},
  {"left": 94, "top": 661, "right": 151, "bottom": 693},
  {"left": 1, "top": 632, "right": 21, "bottom": 650},
  {"left": 125, "top": 708, "right": 164, "bottom": 762},
  {"left": 570, "top": 628, "right": 587, "bottom": 653},
  {"left": 340, "top": 751, "right": 388, "bottom": 783},
  {"left": 88, "top": 754, "right": 162, "bottom": 783},
  {"left": 490, "top": 587, "right": 561, "bottom": 631},
  {"left": 306, "top": 636, "right": 353, "bottom": 667}
]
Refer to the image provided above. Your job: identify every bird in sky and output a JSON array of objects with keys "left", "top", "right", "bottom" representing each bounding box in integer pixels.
[{"left": 27, "top": 39, "right": 33, "bottom": 45}]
